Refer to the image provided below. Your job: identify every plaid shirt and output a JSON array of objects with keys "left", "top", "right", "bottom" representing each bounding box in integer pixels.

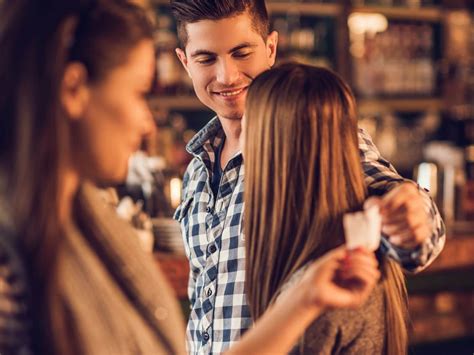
[{"left": 174, "top": 117, "right": 445, "bottom": 354}]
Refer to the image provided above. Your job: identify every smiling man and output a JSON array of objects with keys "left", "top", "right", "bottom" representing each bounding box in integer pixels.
[
  {"left": 170, "top": 1, "right": 445, "bottom": 354},
  {"left": 173, "top": 1, "right": 276, "bottom": 171}
]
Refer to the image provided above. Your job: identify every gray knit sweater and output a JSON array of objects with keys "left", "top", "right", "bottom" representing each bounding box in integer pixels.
[
  {"left": 0, "top": 177, "right": 32, "bottom": 355},
  {"left": 281, "top": 265, "right": 386, "bottom": 355},
  {"left": 0, "top": 181, "right": 187, "bottom": 355}
]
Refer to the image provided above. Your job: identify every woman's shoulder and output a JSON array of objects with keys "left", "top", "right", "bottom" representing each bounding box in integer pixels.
[
  {"left": 314, "top": 282, "right": 385, "bottom": 328},
  {"left": 300, "top": 284, "right": 385, "bottom": 354},
  {"left": 283, "top": 263, "right": 385, "bottom": 322},
  {"left": 283, "top": 263, "right": 386, "bottom": 355}
]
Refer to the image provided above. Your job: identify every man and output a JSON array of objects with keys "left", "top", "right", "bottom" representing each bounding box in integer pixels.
[{"left": 171, "top": 1, "right": 445, "bottom": 353}]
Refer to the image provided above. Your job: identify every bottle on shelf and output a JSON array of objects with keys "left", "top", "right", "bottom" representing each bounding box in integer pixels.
[
  {"left": 153, "top": 6, "right": 194, "bottom": 96},
  {"left": 271, "top": 12, "right": 335, "bottom": 68},
  {"left": 461, "top": 145, "right": 474, "bottom": 220},
  {"left": 350, "top": 18, "right": 438, "bottom": 97}
]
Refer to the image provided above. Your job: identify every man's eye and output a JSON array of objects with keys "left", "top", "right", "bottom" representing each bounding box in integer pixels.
[
  {"left": 196, "top": 57, "right": 215, "bottom": 65},
  {"left": 234, "top": 51, "right": 252, "bottom": 59}
]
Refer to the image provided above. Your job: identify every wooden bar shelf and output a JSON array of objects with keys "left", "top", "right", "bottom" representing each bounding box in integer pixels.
[
  {"left": 268, "top": 2, "right": 342, "bottom": 16},
  {"left": 149, "top": 96, "right": 206, "bottom": 110},
  {"left": 351, "top": 5, "right": 443, "bottom": 22}
]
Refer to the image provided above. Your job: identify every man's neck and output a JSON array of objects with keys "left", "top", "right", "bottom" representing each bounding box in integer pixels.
[{"left": 218, "top": 117, "right": 242, "bottom": 170}]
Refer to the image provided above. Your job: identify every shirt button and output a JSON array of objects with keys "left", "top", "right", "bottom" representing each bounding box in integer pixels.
[
  {"left": 203, "top": 332, "right": 210, "bottom": 342},
  {"left": 208, "top": 245, "right": 217, "bottom": 254},
  {"left": 207, "top": 288, "right": 213, "bottom": 297}
]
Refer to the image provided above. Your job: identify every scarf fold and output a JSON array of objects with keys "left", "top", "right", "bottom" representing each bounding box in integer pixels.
[{"left": 49, "top": 181, "right": 186, "bottom": 354}]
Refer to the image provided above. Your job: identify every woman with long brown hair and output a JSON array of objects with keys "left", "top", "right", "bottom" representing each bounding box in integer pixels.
[
  {"left": 0, "top": 0, "right": 187, "bottom": 353},
  {"left": 244, "top": 63, "right": 408, "bottom": 355},
  {"left": 0, "top": 1, "right": 381, "bottom": 354}
]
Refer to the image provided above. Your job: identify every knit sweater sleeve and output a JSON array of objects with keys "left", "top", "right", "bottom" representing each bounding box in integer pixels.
[{"left": 0, "top": 232, "right": 33, "bottom": 355}]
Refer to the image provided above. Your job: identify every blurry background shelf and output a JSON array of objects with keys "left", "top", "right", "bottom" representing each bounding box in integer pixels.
[
  {"left": 409, "top": 299, "right": 474, "bottom": 345},
  {"left": 268, "top": 2, "right": 342, "bottom": 16},
  {"left": 421, "top": 233, "right": 474, "bottom": 274},
  {"left": 357, "top": 97, "right": 444, "bottom": 114},
  {"left": 351, "top": 6, "right": 443, "bottom": 22},
  {"left": 155, "top": 251, "right": 189, "bottom": 299},
  {"left": 149, "top": 96, "right": 205, "bottom": 110},
  {"left": 406, "top": 233, "right": 474, "bottom": 346},
  {"left": 151, "top": 0, "right": 343, "bottom": 15},
  {"left": 150, "top": 96, "right": 446, "bottom": 114}
]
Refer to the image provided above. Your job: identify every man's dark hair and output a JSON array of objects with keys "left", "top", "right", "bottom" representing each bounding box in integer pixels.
[{"left": 170, "top": 0, "right": 269, "bottom": 48}]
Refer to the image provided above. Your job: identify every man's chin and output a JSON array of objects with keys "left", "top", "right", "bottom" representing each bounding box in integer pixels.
[
  {"left": 216, "top": 108, "right": 244, "bottom": 121},
  {"left": 220, "top": 113, "right": 243, "bottom": 121}
]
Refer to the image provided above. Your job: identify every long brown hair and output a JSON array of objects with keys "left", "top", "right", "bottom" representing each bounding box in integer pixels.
[
  {"left": 244, "top": 63, "right": 408, "bottom": 355},
  {"left": 0, "top": 0, "right": 154, "bottom": 352}
]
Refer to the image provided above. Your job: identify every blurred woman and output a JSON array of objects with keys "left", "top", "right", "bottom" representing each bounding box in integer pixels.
[
  {"left": 0, "top": 1, "right": 186, "bottom": 353},
  {"left": 243, "top": 63, "right": 408, "bottom": 355},
  {"left": 0, "top": 1, "right": 380, "bottom": 354}
]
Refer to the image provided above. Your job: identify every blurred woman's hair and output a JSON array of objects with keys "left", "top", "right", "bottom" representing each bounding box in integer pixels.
[
  {"left": 0, "top": 0, "right": 154, "bottom": 350},
  {"left": 244, "top": 63, "right": 408, "bottom": 355}
]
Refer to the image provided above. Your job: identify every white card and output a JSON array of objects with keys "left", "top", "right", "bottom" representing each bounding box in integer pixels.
[{"left": 343, "top": 204, "right": 382, "bottom": 251}]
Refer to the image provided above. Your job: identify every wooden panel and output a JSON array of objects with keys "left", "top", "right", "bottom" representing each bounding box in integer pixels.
[
  {"left": 423, "top": 235, "right": 474, "bottom": 273},
  {"left": 155, "top": 252, "right": 189, "bottom": 299}
]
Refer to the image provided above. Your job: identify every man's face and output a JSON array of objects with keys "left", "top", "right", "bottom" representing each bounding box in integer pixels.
[{"left": 176, "top": 11, "right": 278, "bottom": 121}]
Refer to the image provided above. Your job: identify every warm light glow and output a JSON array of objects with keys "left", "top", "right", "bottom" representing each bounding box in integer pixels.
[
  {"left": 416, "top": 162, "right": 438, "bottom": 197},
  {"left": 170, "top": 178, "right": 182, "bottom": 209},
  {"left": 348, "top": 13, "right": 388, "bottom": 36}
]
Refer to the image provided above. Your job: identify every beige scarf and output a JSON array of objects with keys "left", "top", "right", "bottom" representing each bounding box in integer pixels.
[{"left": 48, "top": 182, "right": 186, "bottom": 354}]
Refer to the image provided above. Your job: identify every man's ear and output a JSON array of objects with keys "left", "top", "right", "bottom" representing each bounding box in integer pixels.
[
  {"left": 266, "top": 31, "right": 279, "bottom": 67},
  {"left": 175, "top": 48, "right": 192, "bottom": 78},
  {"left": 60, "top": 62, "right": 90, "bottom": 120}
]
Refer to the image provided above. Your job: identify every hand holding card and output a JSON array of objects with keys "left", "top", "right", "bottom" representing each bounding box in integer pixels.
[{"left": 343, "top": 204, "right": 382, "bottom": 251}]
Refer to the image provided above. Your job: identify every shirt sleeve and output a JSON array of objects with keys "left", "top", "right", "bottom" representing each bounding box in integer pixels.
[{"left": 358, "top": 127, "right": 446, "bottom": 273}]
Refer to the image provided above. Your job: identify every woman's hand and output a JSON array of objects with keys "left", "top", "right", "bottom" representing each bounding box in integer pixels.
[{"left": 301, "top": 245, "right": 381, "bottom": 310}]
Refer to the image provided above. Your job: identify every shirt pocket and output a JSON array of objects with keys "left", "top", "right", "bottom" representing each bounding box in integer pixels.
[{"left": 173, "top": 195, "right": 194, "bottom": 223}]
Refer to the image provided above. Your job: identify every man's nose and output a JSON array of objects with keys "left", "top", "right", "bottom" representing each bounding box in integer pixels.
[{"left": 216, "top": 57, "right": 240, "bottom": 86}]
